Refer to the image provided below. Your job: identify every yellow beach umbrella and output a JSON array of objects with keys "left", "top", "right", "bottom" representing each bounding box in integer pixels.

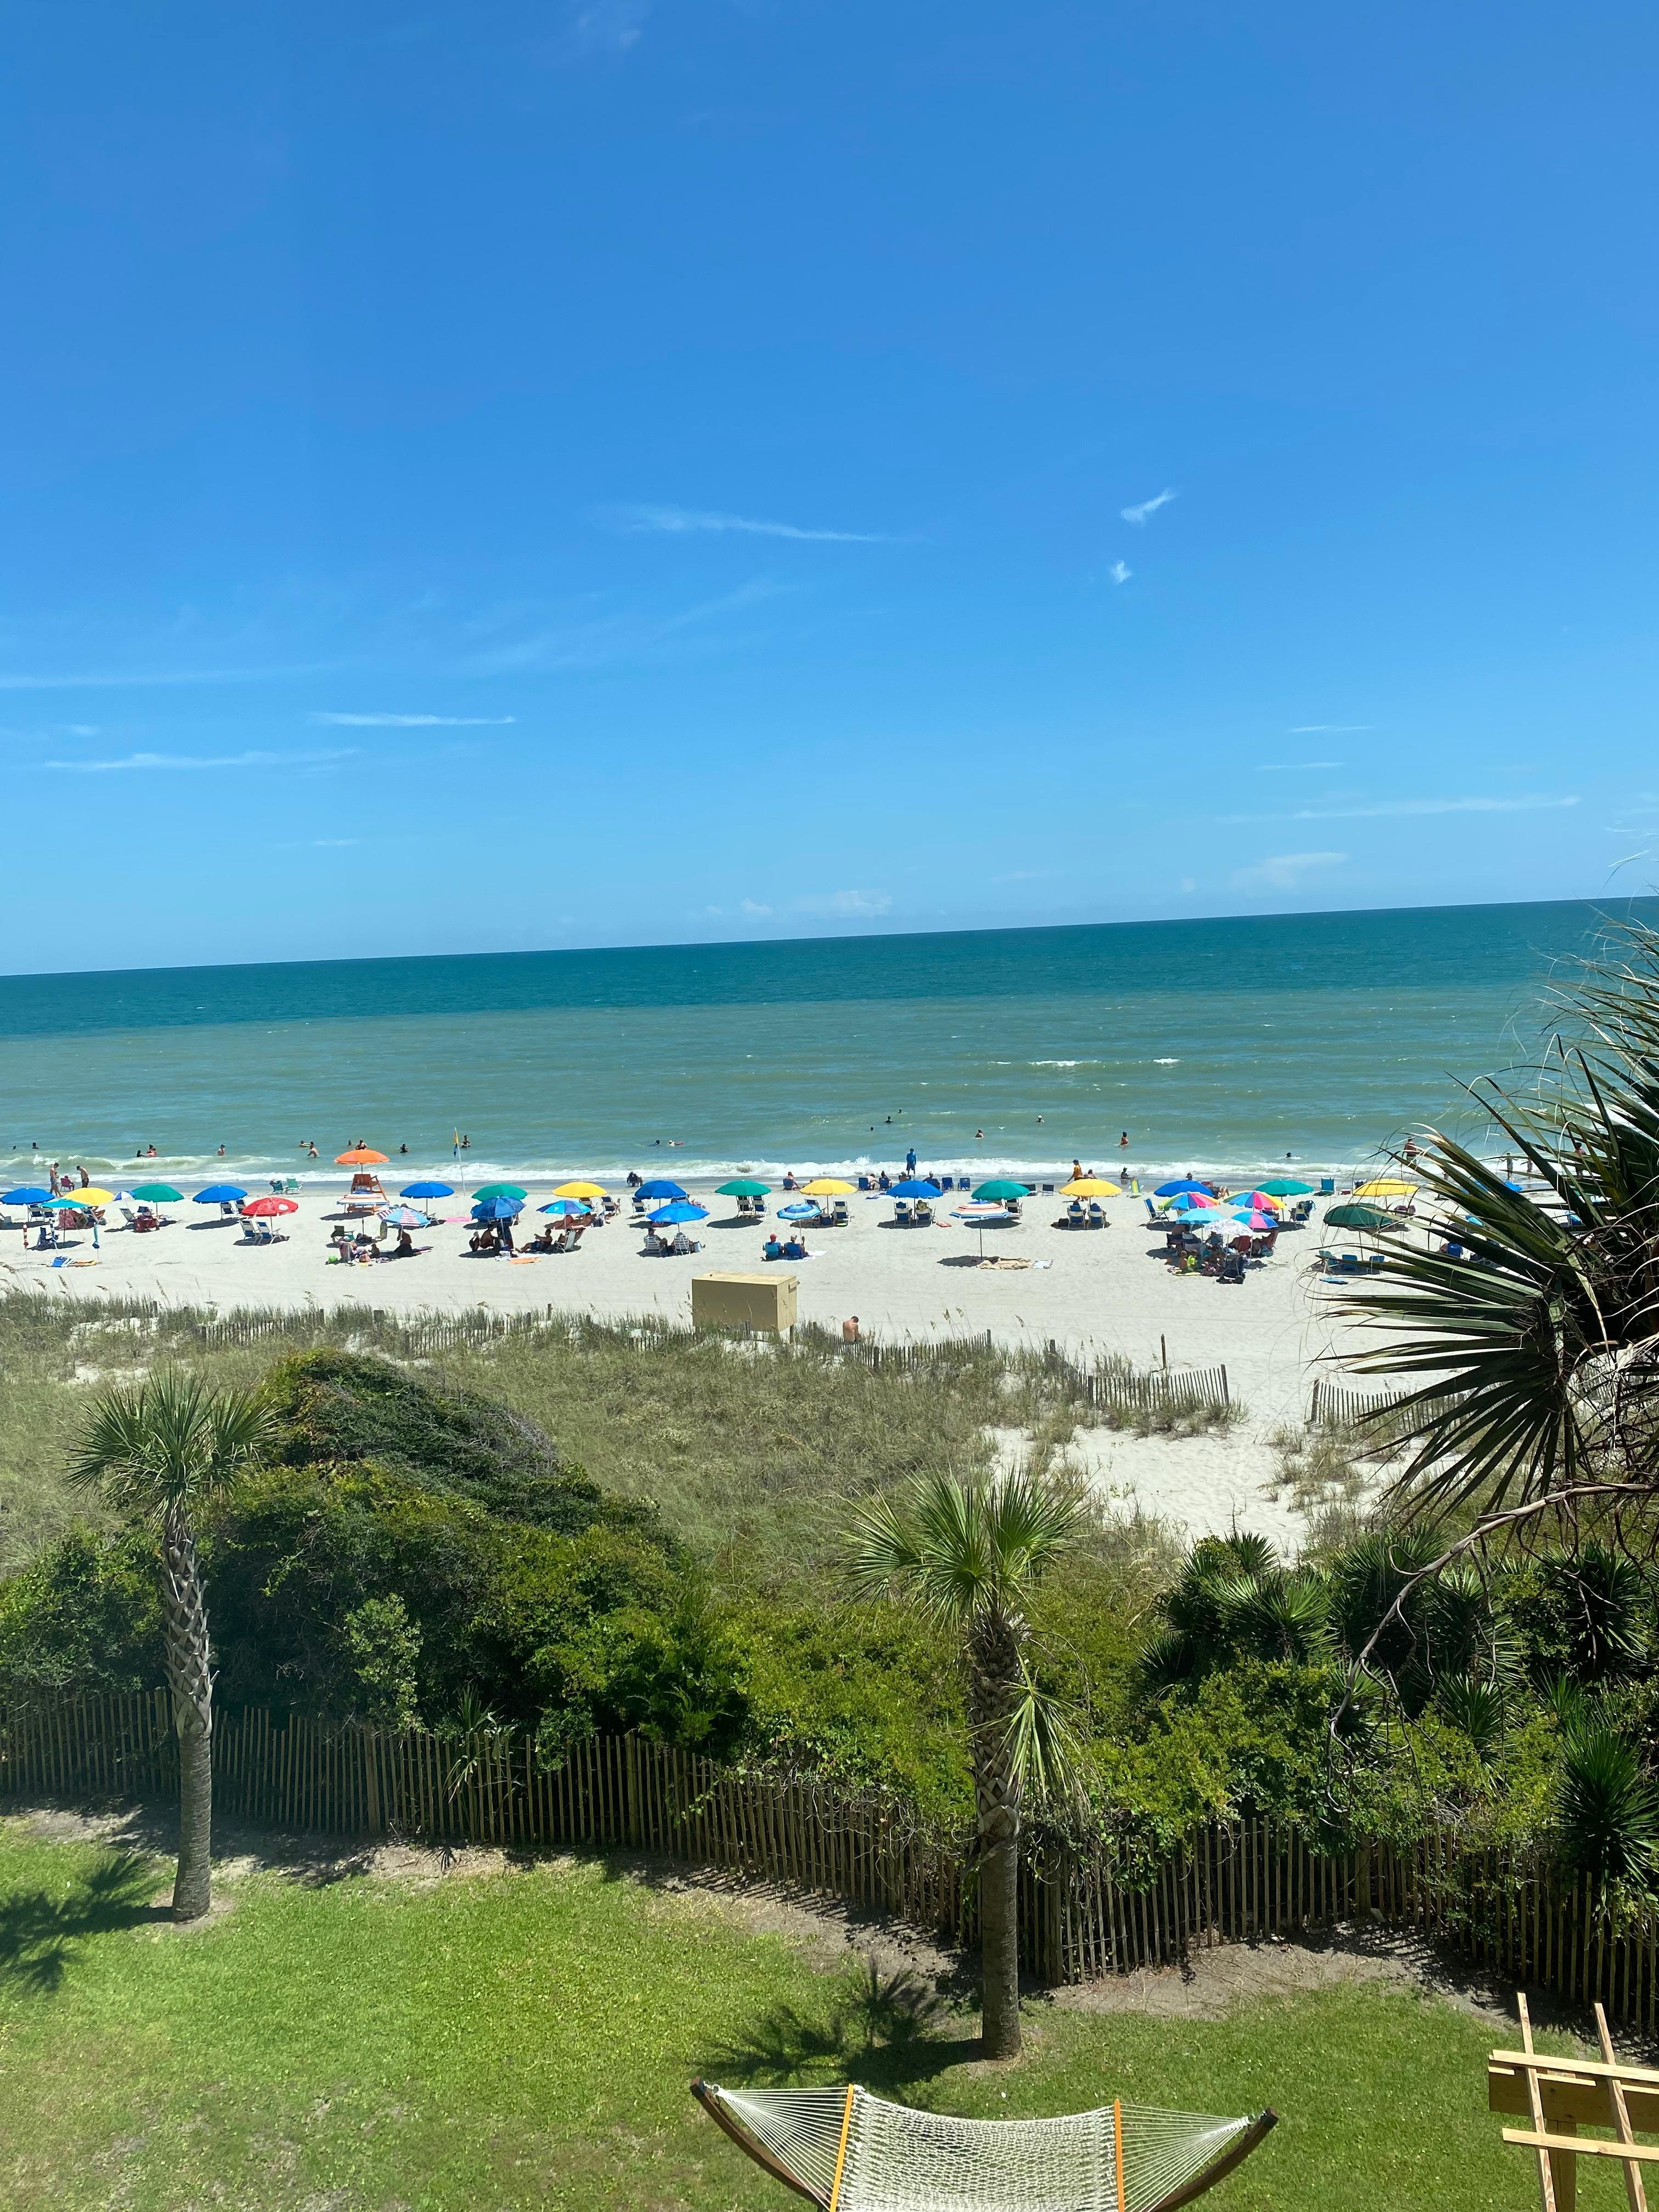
[
  {"left": 802, "top": 1177, "right": 855, "bottom": 1196},
  {"left": 70, "top": 1186, "right": 115, "bottom": 1207},
  {"left": 1061, "top": 1177, "right": 1121, "bottom": 1198},
  {"left": 554, "top": 1180, "right": 608, "bottom": 1199},
  {"left": 1353, "top": 1178, "right": 1415, "bottom": 1198}
]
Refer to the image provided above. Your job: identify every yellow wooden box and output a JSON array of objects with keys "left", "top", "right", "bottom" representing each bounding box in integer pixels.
[{"left": 691, "top": 1271, "right": 798, "bottom": 1333}]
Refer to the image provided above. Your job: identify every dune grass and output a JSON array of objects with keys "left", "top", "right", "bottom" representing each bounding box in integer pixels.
[
  {"left": 0, "top": 1816, "right": 1599, "bottom": 2212},
  {"left": 0, "top": 1294, "right": 1196, "bottom": 1581}
]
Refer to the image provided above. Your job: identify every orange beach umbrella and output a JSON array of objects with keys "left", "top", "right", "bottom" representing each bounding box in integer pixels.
[{"left": 336, "top": 1147, "right": 389, "bottom": 1166}]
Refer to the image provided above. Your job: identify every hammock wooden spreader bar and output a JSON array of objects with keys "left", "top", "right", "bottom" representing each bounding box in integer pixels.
[
  {"left": 1489, "top": 1992, "right": 1654, "bottom": 2212},
  {"left": 691, "top": 2080, "right": 1277, "bottom": 2212}
]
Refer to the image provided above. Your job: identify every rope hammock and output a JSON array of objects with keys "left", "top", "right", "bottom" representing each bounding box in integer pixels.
[{"left": 691, "top": 2080, "right": 1276, "bottom": 2212}]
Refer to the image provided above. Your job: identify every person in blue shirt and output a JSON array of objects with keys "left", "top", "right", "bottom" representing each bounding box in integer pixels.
[{"left": 763, "top": 1234, "right": 783, "bottom": 1260}]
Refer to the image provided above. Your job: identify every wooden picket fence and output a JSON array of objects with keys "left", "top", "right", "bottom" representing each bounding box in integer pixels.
[
  {"left": 1084, "top": 1363, "right": 1229, "bottom": 1420},
  {"left": 15, "top": 1692, "right": 1659, "bottom": 2026}
]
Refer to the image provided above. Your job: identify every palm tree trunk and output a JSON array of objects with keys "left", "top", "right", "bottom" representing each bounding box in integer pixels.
[
  {"left": 969, "top": 1620, "right": 1024, "bottom": 2058},
  {"left": 977, "top": 1786, "right": 1022, "bottom": 2057},
  {"left": 161, "top": 1509, "right": 214, "bottom": 1921}
]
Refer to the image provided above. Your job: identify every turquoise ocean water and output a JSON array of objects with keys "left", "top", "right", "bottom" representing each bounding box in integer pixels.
[{"left": 1, "top": 900, "right": 1651, "bottom": 1190}]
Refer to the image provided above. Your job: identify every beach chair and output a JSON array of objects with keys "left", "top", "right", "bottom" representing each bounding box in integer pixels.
[
  {"left": 1069, "top": 1201, "right": 1086, "bottom": 1228},
  {"left": 1005, "top": 1197, "right": 1022, "bottom": 1220},
  {"left": 736, "top": 1194, "right": 753, "bottom": 1216},
  {"left": 1088, "top": 1201, "right": 1105, "bottom": 1228},
  {"left": 752, "top": 1197, "right": 766, "bottom": 1217},
  {"left": 857, "top": 1175, "right": 872, "bottom": 1190},
  {"left": 894, "top": 1200, "right": 912, "bottom": 1224},
  {"left": 1319, "top": 1177, "right": 1335, "bottom": 1195},
  {"left": 1143, "top": 1199, "right": 1159, "bottom": 1223},
  {"left": 832, "top": 1199, "right": 850, "bottom": 1225},
  {"left": 1042, "top": 1182, "right": 1054, "bottom": 1194},
  {"left": 915, "top": 1201, "right": 934, "bottom": 1226}
]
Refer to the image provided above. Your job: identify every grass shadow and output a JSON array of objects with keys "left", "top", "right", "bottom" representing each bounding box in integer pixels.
[
  {"left": 707, "top": 1956, "right": 981, "bottom": 2092},
  {"left": 0, "top": 1850, "right": 168, "bottom": 1995}
]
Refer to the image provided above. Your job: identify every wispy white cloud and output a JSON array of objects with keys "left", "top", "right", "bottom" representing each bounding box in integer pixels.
[
  {"left": 791, "top": 889, "right": 893, "bottom": 919},
  {"left": 43, "top": 748, "right": 357, "bottom": 772},
  {"left": 466, "top": 579, "right": 786, "bottom": 676},
  {"left": 1226, "top": 794, "right": 1580, "bottom": 824},
  {"left": 543, "top": 0, "right": 650, "bottom": 63},
  {"left": 1289, "top": 724, "right": 1373, "bottom": 734},
  {"left": 1257, "top": 760, "right": 1342, "bottom": 772},
  {"left": 1108, "top": 560, "right": 1132, "bottom": 585},
  {"left": 597, "top": 503, "right": 889, "bottom": 544},
  {"left": 1120, "top": 488, "right": 1177, "bottom": 526},
  {"left": 309, "top": 711, "right": 516, "bottom": 727},
  {"left": 740, "top": 898, "right": 774, "bottom": 917},
  {"left": 1232, "top": 850, "right": 1347, "bottom": 891},
  {"left": 0, "top": 664, "right": 325, "bottom": 691}
]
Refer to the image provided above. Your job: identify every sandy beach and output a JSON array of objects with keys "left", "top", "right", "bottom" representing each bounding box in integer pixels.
[{"left": 0, "top": 1178, "right": 1377, "bottom": 1545}]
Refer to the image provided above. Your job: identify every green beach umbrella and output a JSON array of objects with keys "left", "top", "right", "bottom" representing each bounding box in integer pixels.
[
  {"left": 716, "top": 1178, "right": 772, "bottom": 1197},
  {"left": 472, "top": 1183, "right": 528, "bottom": 1202},
  {"left": 1324, "top": 1203, "right": 1392, "bottom": 1231},
  {"left": 1257, "top": 1178, "right": 1313, "bottom": 1197},
  {"left": 973, "top": 1178, "right": 1030, "bottom": 1201},
  {"left": 131, "top": 1183, "right": 184, "bottom": 1204}
]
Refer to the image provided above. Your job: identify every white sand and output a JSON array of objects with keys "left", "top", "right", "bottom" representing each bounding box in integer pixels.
[{"left": 0, "top": 1182, "right": 1372, "bottom": 1546}]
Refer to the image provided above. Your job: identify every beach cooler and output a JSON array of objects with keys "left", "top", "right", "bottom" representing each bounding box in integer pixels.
[{"left": 692, "top": 1271, "right": 798, "bottom": 1334}]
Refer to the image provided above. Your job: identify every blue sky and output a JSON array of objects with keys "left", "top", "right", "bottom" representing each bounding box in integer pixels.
[{"left": 3, "top": 1, "right": 1657, "bottom": 973}]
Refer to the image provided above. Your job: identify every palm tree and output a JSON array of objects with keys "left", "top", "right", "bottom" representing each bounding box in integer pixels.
[
  {"left": 848, "top": 1470, "right": 1080, "bottom": 2059},
  {"left": 1336, "top": 919, "right": 1659, "bottom": 1610},
  {"left": 72, "top": 1373, "right": 275, "bottom": 1921}
]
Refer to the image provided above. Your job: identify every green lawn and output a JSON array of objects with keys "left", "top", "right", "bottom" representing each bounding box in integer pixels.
[{"left": 0, "top": 1818, "right": 1616, "bottom": 2212}]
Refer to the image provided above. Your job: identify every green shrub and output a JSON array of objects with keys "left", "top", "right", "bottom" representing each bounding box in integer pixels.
[{"left": 0, "top": 1525, "right": 162, "bottom": 1702}]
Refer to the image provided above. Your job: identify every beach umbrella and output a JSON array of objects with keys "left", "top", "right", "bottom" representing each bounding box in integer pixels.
[
  {"left": 473, "top": 1182, "right": 527, "bottom": 1202},
  {"left": 715, "top": 1178, "right": 772, "bottom": 1198},
  {"left": 648, "top": 1201, "right": 709, "bottom": 1226},
  {"left": 1169, "top": 1191, "right": 1220, "bottom": 1210},
  {"left": 67, "top": 1186, "right": 116, "bottom": 1207},
  {"left": 336, "top": 1147, "right": 388, "bottom": 1166},
  {"left": 132, "top": 1183, "right": 183, "bottom": 1204},
  {"left": 2, "top": 1185, "right": 53, "bottom": 1206},
  {"left": 1060, "top": 1177, "right": 1121, "bottom": 1197},
  {"left": 1229, "top": 1211, "right": 1276, "bottom": 1232},
  {"left": 1237, "top": 1191, "right": 1284, "bottom": 1214},
  {"left": 1256, "top": 1178, "right": 1313, "bottom": 1197},
  {"left": 243, "top": 1195, "right": 298, "bottom": 1218},
  {"left": 1154, "top": 1178, "right": 1213, "bottom": 1197},
  {"left": 952, "top": 1201, "right": 1012, "bottom": 1257},
  {"left": 471, "top": 1196, "right": 522, "bottom": 1222},
  {"left": 1325, "top": 1203, "right": 1392, "bottom": 1231},
  {"left": 41, "top": 1195, "right": 80, "bottom": 1210},
  {"left": 974, "top": 1179, "right": 1030, "bottom": 1201},
  {"left": 377, "top": 1205, "right": 428, "bottom": 1229},
  {"left": 1353, "top": 1178, "right": 1415, "bottom": 1198},
  {"left": 890, "top": 1178, "right": 942, "bottom": 1199},
  {"left": 194, "top": 1184, "right": 247, "bottom": 1204},
  {"left": 554, "top": 1180, "right": 608, "bottom": 1199},
  {"left": 539, "top": 1198, "right": 592, "bottom": 1216},
  {"left": 401, "top": 1180, "right": 454, "bottom": 1200},
  {"left": 802, "top": 1177, "right": 855, "bottom": 1197},
  {"left": 636, "top": 1178, "right": 689, "bottom": 1201},
  {"left": 778, "top": 1201, "right": 819, "bottom": 1220}
]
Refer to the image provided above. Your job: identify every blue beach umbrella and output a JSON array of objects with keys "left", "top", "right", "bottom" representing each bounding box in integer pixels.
[
  {"left": 890, "top": 1178, "right": 943, "bottom": 1199},
  {"left": 1, "top": 1186, "right": 52, "bottom": 1206},
  {"left": 194, "top": 1184, "right": 248, "bottom": 1204},
  {"left": 402, "top": 1180, "right": 454, "bottom": 1200},
  {"left": 778, "top": 1200, "right": 820, "bottom": 1220},
  {"left": 636, "top": 1178, "right": 689, "bottom": 1201},
  {"left": 648, "top": 1201, "right": 709, "bottom": 1226},
  {"left": 1154, "top": 1178, "right": 1214, "bottom": 1198},
  {"left": 471, "top": 1195, "right": 522, "bottom": 1222},
  {"left": 539, "top": 1198, "right": 592, "bottom": 1216}
]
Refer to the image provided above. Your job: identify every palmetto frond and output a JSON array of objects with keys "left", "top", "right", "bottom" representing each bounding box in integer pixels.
[
  {"left": 72, "top": 1370, "right": 277, "bottom": 1522},
  {"left": 995, "top": 1652, "right": 1081, "bottom": 1804},
  {"left": 847, "top": 1470, "right": 1082, "bottom": 1629},
  {"left": 1335, "top": 944, "right": 1659, "bottom": 1522}
]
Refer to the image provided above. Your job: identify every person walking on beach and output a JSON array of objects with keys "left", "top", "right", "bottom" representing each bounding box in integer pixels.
[
  {"left": 1071, "top": 1159, "right": 1083, "bottom": 1183},
  {"left": 905, "top": 1146, "right": 917, "bottom": 1176}
]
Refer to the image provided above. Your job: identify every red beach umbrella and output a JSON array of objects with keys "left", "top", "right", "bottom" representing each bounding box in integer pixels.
[{"left": 242, "top": 1195, "right": 298, "bottom": 1217}]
